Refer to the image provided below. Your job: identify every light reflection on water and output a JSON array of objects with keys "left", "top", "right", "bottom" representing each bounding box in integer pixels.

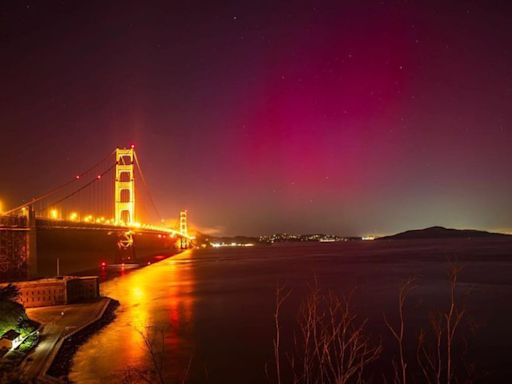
[
  {"left": 69, "top": 251, "right": 195, "bottom": 383},
  {"left": 69, "top": 241, "right": 512, "bottom": 383}
]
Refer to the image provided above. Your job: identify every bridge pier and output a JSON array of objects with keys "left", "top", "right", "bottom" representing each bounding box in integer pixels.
[
  {"left": 0, "top": 207, "right": 37, "bottom": 281},
  {"left": 27, "top": 206, "right": 38, "bottom": 279}
]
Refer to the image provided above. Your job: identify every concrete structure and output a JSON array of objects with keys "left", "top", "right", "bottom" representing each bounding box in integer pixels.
[
  {"left": 180, "top": 209, "right": 189, "bottom": 248},
  {"left": 3, "top": 276, "right": 100, "bottom": 308},
  {"left": 0, "top": 207, "right": 37, "bottom": 279},
  {"left": 115, "top": 146, "right": 135, "bottom": 225},
  {"left": 22, "top": 297, "right": 111, "bottom": 382},
  {"left": 0, "top": 329, "right": 21, "bottom": 350}
]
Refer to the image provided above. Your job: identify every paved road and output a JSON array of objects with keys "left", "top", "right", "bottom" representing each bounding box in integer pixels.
[{"left": 20, "top": 298, "right": 108, "bottom": 381}]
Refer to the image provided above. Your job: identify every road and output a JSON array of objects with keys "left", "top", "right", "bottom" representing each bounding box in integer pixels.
[{"left": 20, "top": 298, "right": 109, "bottom": 382}]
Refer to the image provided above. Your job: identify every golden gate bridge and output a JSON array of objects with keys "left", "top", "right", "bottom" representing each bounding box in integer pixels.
[{"left": 0, "top": 146, "right": 193, "bottom": 280}]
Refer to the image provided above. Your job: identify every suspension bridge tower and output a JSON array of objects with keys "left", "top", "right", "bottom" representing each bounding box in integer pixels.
[
  {"left": 115, "top": 147, "right": 135, "bottom": 225},
  {"left": 180, "top": 209, "right": 189, "bottom": 248}
]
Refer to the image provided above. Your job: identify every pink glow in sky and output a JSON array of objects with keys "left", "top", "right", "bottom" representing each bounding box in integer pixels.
[{"left": 2, "top": 1, "right": 512, "bottom": 235}]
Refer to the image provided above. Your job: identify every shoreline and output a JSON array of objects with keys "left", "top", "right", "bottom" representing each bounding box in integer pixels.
[
  {"left": 21, "top": 298, "right": 118, "bottom": 383},
  {"left": 82, "top": 249, "right": 188, "bottom": 283},
  {"left": 45, "top": 299, "right": 119, "bottom": 382},
  {"left": 39, "top": 252, "right": 185, "bottom": 382},
  {"left": 20, "top": 250, "right": 187, "bottom": 383}
]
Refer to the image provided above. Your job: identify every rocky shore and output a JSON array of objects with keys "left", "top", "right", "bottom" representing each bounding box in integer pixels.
[{"left": 47, "top": 299, "right": 120, "bottom": 382}]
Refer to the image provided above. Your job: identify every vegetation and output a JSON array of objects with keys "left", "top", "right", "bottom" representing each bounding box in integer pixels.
[
  {"left": 272, "top": 266, "right": 474, "bottom": 384},
  {"left": 0, "top": 284, "right": 25, "bottom": 339},
  {"left": 0, "top": 285, "right": 32, "bottom": 382},
  {"left": 123, "top": 267, "right": 475, "bottom": 384},
  {"left": 272, "top": 285, "right": 382, "bottom": 384},
  {"left": 17, "top": 332, "right": 38, "bottom": 354},
  {"left": 121, "top": 326, "right": 191, "bottom": 384},
  {"left": 0, "top": 300, "right": 26, "bottom": 338},
  {"left": 0, "top": 284, "right": 19, "bottom": 302},
  {"left": 0, "top": 283, "right": 38, "bottom": 364}
]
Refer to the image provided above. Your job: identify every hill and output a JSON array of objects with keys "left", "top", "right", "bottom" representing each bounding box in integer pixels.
[{"left": 377, "top": 226, "right": 510, "bottom": 240}]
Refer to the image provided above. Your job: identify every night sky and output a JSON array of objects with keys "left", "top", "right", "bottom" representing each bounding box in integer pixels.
[{"left": 1, "top": 1, "right": 512, "bottom": 236}]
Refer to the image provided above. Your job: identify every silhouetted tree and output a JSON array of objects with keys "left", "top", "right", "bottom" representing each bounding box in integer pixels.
[
  {"left": 271, "top": 285, "right": 382, "bottom": 384},
  {"left": 0, "top": 284, "right": 19, "bottom": 302}
]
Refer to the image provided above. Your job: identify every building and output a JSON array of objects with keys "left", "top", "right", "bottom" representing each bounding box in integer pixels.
[
  {"left": 66, "top": 276, "right": 100, "bottom": 303},
  {"left": 0, "top": 329, "right": 22, "bottom": 351},
  {"left": 1, "top": 276, "right": 100, "bottom": 308}
]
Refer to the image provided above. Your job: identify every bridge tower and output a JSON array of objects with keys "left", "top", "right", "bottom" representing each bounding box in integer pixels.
[
  {"left": 180, "top": 210, "right": 188, "bottom": 236},
  {"left": 115, "top": 147, "right": 135, "bottom": 225},
  {"left": 179, "top": 209, "right": 189, "bottom": 248}
]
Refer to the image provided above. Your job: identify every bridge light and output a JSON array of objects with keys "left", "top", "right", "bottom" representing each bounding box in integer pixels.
[
  {"left": 97, "top": 175, "right": 101, "bottom": 179},
  {"left": 100, "top": 261, "right": 107, "bottom": 267},
  {"left": 0, "top": 200, "right": 3, "bottom": 214},
  {"left": 69, "top": 212, "right": 78, "bottom": 221},
  {"left": 49, "top": 209, "right": 58, "bottom": 220},
  {"left": 75, "top": 175, "right": 80, "bottom": 179}
]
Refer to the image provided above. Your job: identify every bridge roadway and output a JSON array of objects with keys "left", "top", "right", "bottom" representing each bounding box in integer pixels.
[
  {"left": 35, "top": 218, "right": 186, "bottom": 238},
  {"left": 1, "top": 216, "right": 190, "bottom": 279}
]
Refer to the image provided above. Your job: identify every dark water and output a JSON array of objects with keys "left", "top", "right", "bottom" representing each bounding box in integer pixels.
[{"left": 69, "top": 239, "right": 512, "bottom": 383}]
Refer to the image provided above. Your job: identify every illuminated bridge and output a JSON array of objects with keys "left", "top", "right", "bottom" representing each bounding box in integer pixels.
[{"left": 0, "top": 146, "right": 193, "bottom": 280}]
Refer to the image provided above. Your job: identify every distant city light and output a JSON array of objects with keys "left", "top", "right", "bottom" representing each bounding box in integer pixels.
[{"left": 211, "top": 242, "right": 255, "bottom": 247}]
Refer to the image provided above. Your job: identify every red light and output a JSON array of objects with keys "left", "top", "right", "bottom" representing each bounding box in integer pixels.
[
  {"left": 130, "top": 144, "right": 135, "bottom": 149},
  {"left": 75, "top": 175, "right": 80, "bottom": 179},
  {"left": 100, "top": 261, "right": 106, "bottom": 267},
  {"left": 97, "top": 175, "right": 101, "bottom": 179}
]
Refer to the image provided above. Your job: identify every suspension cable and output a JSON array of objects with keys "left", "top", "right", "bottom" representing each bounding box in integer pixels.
[
  {"left": 133, "top": 151, "right": 162, "bottom": 222},
  {"left": 4, "top": 150, "right": 116, "bottom": 215},
  {"left": 44, "top": 165, "right": 115, "bottom": 210}
]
